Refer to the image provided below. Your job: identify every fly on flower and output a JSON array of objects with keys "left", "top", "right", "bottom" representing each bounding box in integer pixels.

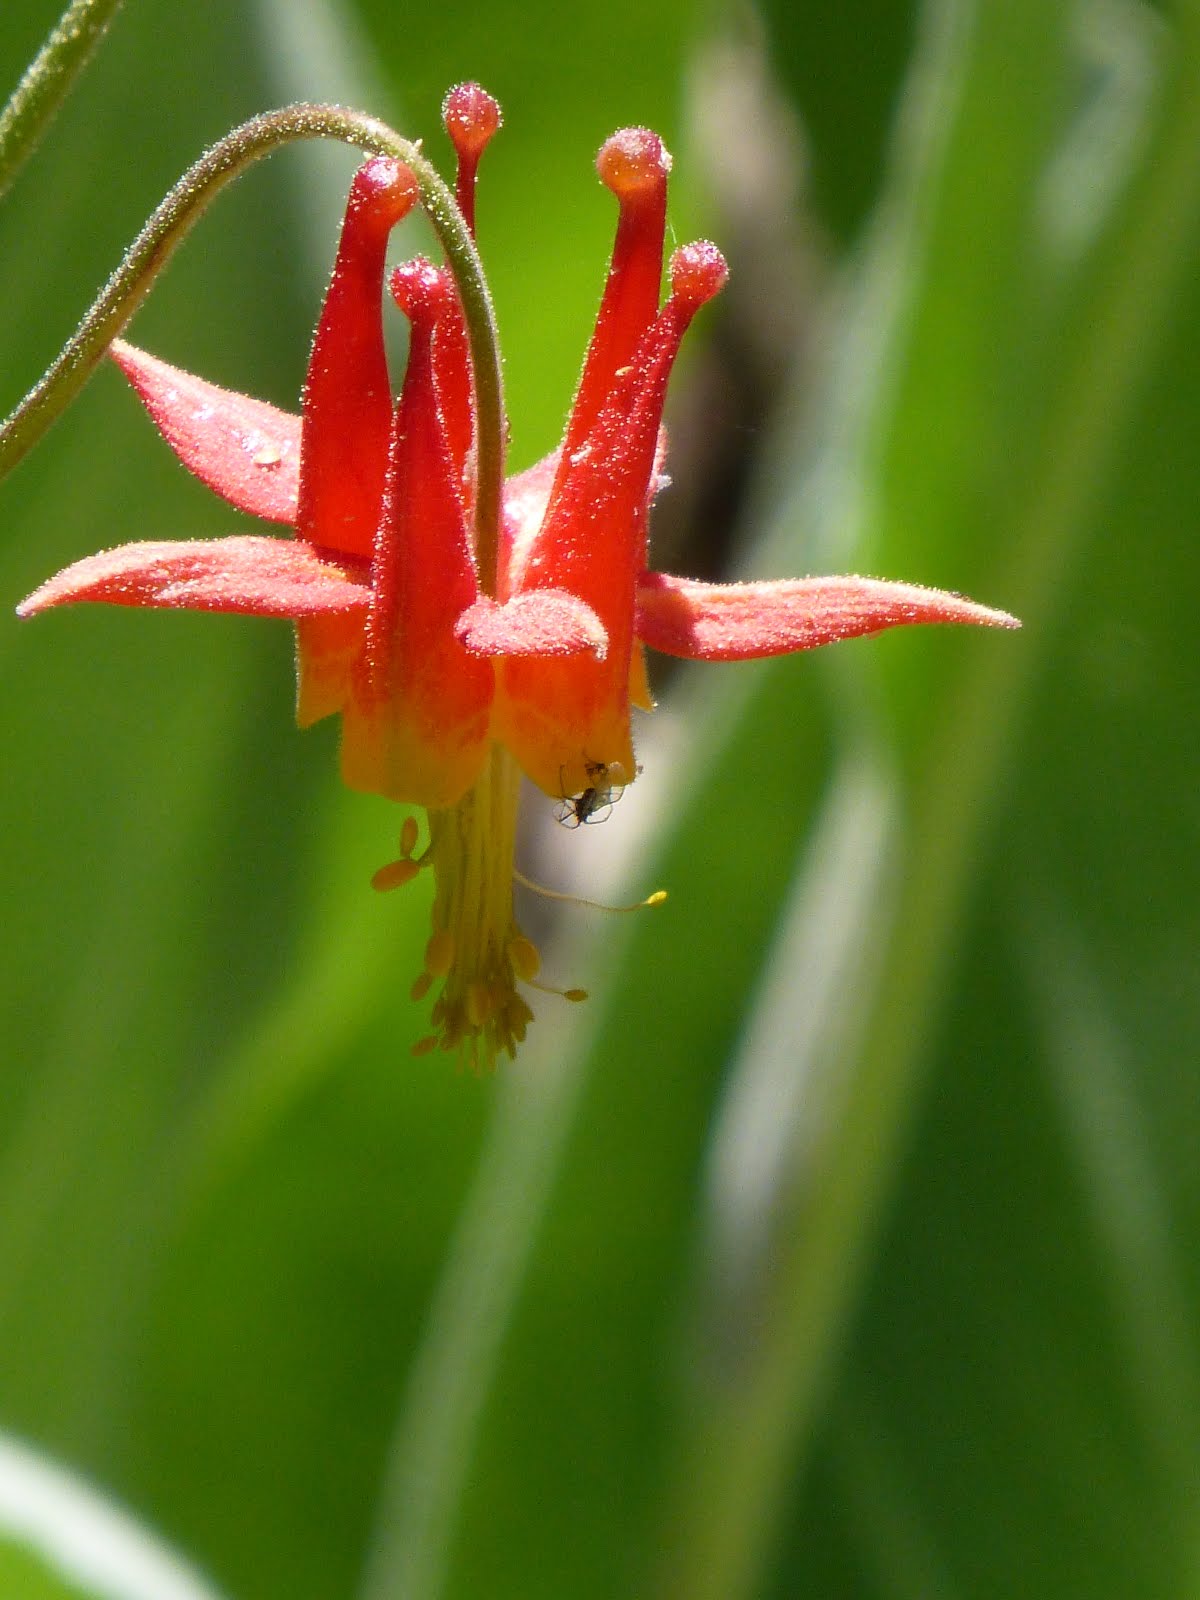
[
  {"left": 17, "top": 85, "right": 1019, "bottom": 1069},
  {"left": 556, "top": 758, "right": 629, "bottom": 829}
]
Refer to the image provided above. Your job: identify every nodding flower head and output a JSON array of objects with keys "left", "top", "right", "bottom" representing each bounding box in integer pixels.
[{"left": 18, "top": 86, "right": 1019, "bottom": 1069}]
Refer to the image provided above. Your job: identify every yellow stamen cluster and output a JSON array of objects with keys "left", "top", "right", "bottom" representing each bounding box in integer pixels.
[
  {"left": 370, "top": 747, "right": 667, "bottom": 1071},
  {"left": 374, "top": 746, "right": 538, "bottom": 1071}
]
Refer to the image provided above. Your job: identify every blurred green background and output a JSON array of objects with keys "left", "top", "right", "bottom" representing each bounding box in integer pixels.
[{"left": 2, "top": 0, "right": 1198, "bottom": 1597}]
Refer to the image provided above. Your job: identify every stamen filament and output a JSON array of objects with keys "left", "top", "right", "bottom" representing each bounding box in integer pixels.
[
  {"left": 513, "top": 865, "right": 667, "bottom": 914},
  {"left": 526, "top": 977, "right": 590, "bottom": 1003}
]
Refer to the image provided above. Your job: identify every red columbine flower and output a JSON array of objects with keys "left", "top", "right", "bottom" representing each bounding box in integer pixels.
[{"left": 18, "top": 85, "right": 1018, "bottom": 1068}]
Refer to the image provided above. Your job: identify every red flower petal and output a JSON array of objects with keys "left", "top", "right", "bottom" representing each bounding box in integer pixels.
[
  {"left": 111, "top": 341, "right": 301, "bottom": 523},
  {"left": 455, "top": 591, "right": 608, "bottom": 659},
  {"left": 17, "top": 536, "right": 370, "bottom": 618},
  {"left": 437, "top": 89, "right": 503, "bottom": 493},
  {"left": 496, "top": 245, "right": 727, "bottom": 799},
  {"left": 338, "top": 260, "right": 493, "bottom": 809},
  {"left": 295, "top": 612, "right": 368, "bottom": 727},
  {"left": 555, "top": 128, "right": 671, "bottom": 468},
  {"left": 635, "top": 571, "right": 1020, "bottom": 660},
  {"left": 296, "top": 158, "right": 419, "bottom": 558}
]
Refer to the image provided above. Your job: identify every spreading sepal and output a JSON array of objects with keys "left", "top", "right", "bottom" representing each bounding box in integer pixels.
[
  {"left": 110, "top": 340, "right": 302, "bottom": 523},
  {"left": 17, "top": 536, "right": 370, "bottom": 617},
  {"left": 635, "top": 572, "right": 1020, "bottom": 660}
]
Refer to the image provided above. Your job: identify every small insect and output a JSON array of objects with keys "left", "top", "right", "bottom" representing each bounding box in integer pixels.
[{"left": 556, "top": 758, "right": 627, "bottom": 829}]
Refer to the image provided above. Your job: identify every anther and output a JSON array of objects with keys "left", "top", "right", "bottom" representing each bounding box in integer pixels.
[
  {"left": 371, "top": 858, "right": 421, "bottom": 892},
  {"left": 399, "top": 815, "right": 420, "bottom": 857},
  {"left": 412, "top": 1035, "right": 438, "bottom": 1057},
  {"left": 410, "top": 972, "right": 433, "bottom": 1003},
  {"left": 668, "top": 240, "right": 729, "bottom": 310},
  {"left": 424, "top": 928, "right": 456, "bottom": 977},
  {"left": 508, "top": 935, "right": 541, "bottom": 982}
]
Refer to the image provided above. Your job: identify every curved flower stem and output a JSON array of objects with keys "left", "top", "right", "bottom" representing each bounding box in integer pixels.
[
  {"left": 0, "top": 0, "right": 125, "bottom": 205},
  {"left": 0, "top": 100, "right": 505, "bottom": 597}
]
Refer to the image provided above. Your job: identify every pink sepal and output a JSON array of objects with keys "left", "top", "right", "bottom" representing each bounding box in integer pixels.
[
  {"left": 635, "top": 571, "right": 1020, "bottom": 660},
  {"left": 455, "top": 590, "right": 608, "bottom": 659},
  {"left": 111, "top": 341, "right": 301, "bottom": 524},
  {"left": 500, "top": 449, "right": 559, "bottom": 593},
  {"left": 503, "top": 449, "right": 560, "bottom": 536},
  {"left": 17, "top": 536, "right": 370, "bottom": 618}
]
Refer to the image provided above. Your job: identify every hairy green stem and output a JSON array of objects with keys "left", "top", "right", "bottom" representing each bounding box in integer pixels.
[
  {"left": 0, "top": 101, "right": 505, "bottom": 596},
  {"left": 0, "top": 0, "right": 125, "bottom": 205}
]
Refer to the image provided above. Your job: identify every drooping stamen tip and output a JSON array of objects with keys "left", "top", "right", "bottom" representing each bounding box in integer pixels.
[
  {"left": 424, "top": 928, "right": 456, "bottom": 979},
  {"left": 442, "top": 82, "right": 503, "bottom": 159},
  {"left": 508, "top": 935, "right": 541, "bottom": 982},
  {"left": 669, "top": 240, "right": 728, "bottom": 309},
  {"left": 596, "top": 127, "right": 672, "bottom": 199},
  {"left": 390, "top": 257, "right": 453, "bottom": 324},
  {"left": 351, "top": 156, "right": 420, "bottom": 230}
]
